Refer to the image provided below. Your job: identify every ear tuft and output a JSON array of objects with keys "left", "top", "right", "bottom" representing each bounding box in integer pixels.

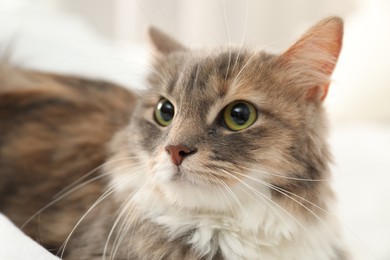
[
  {"left": 281, "top": 17, "right": 343, "bottom": 102},
  {"left": 147, "top": 27, "right": 186, "bottom": 56}
]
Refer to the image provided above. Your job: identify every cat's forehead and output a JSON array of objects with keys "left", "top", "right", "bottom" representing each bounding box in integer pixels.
[{"left": 149, "top": 47, "right": 279, "bottom": 106}]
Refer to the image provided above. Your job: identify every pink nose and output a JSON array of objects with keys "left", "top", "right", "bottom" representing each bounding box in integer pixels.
[{"left": 165, "top": 144, "right": 197, "bottom": 166}]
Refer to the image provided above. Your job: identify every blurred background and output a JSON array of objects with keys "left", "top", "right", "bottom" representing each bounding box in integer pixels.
[{"left": 0, "top": 0, "right": 389, "bottom": 259}]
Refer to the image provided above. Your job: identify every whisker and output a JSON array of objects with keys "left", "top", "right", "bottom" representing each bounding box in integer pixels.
[
  {"left": 219, "top": 0, "right": 231, "bottom": 82},
  {"left": 238, "top": 171, "right": 329, "bottom": 214},
  {"left": 231, "top": 51, "right": 258, "bottom": 87},
  {"left": 209, "top": 176, "right": 238, "bottom": 220},
  {"left": 230, "top": 0, "right": 249, "bottom": 75},
  {"left": 235, "top": 170, "right": 377, "bottom": 257},
  {"left": 232, "top": 167, "right": 371, "bottom": 256},
  {"left": 104, "top": 191, "right": 136, "bottom": 260},
  {"left": 107, "top": 194, "right": 135, "bottom": 259},
  {"left": 60, "top": 167, "right": 147, "bottom": 259},
  {"left": 54, "top": 157, "right": 142, "bottom": 199},
  {"left": 240, "top": 165, "right": 330, "bottom": 182},
  {"left": 234, "top": 170, "right": 329, "bottom": 227},
  {"left": 123, "top": 181, "right": 159, "bottom": 255},
  {"left": 218, "top": 168, "right": 314, "bottom": 240},
  {"left": 214, "top": 178, "right": 262, "bottom": 255},
  {"left": 108, "top": 180, "right": 154, "bottom": 260},
  {"left": 192, "top": 63, "right": 200, "bottom": 89},
  {"left": 59, "top": 186, "right": 116, "bottom": 259},
  {"left": 114, "top": 180, "right": 159, "bottom": 260},
  {"left": 22, "top": 162, "right": 145, "bottom": 229}
]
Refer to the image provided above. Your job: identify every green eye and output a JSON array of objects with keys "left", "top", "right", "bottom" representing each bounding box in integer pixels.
[
  {"left": 223, "top": 101, "right": 257, "bottom": 131},
  {"left": 155, "top": 98, "right": 174, "bottom": 126}
]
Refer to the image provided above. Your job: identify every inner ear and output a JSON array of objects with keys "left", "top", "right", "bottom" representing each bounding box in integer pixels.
[
  {"left": 147, "top": 27, "right": 187, "bottom": 56},
  {"left": 280, "top": 17, "right": 343, "bottom": 102}
]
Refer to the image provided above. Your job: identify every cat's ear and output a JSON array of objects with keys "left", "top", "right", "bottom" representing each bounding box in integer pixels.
[
  {"left": 280, "top": 17, "right": 343, "bottom": 102},
  {"left": 147, "top": 27, "right": 187, "bottom": 57}
]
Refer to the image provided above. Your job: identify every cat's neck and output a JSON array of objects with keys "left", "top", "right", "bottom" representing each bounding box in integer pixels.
[{"left": 128, "top": 184, "right": 340, "bottom": 260}]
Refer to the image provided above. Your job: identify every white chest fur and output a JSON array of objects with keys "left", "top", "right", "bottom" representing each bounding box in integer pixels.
[
  {"left": 111, "top": 156, "right": 342, "bottom": 259},
  {"left": 136, "top": 191, "right": 342, "bottom": 260}
]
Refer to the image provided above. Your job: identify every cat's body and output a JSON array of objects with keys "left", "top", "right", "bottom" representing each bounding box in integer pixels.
[
  {"left": 0, "top": 17, "right": 347, "bottom": 259},
  {"left": 0, "top": 66, "right": 136, "bottom": 249}
]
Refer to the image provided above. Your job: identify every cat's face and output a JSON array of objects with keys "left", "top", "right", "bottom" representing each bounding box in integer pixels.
[{"left": 121, "top": 18, "right": 343, "bottom": 213}]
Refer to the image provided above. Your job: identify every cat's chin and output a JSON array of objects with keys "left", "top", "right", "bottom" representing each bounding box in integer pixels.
[{"left": 157, "top": 181, "right": 231, "bottom": 213}]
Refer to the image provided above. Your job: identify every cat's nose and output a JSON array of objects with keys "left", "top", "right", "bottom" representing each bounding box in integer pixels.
[{"left": 165, "top": 144, "right": 197, "bottom": 166}]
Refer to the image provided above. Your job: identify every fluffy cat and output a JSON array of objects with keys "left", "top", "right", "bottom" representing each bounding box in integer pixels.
[{"left": 0, "top": 17, "right": 346, "bottom": 259}]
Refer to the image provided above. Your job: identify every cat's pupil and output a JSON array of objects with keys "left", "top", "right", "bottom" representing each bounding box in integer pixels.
[
  {"left": 160, "top": 101, "right": 174, "bottom": 121},
  {"left": 230, "top": 103, "right": 250, "bottom": 125}
]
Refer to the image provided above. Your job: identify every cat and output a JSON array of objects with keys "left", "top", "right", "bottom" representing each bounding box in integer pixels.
[{"left": 0, "top": 17, "right": 347, "bottom": 259}]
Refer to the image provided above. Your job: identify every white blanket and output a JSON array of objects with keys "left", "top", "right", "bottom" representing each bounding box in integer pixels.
[{"left": 0, "top": 214, "right": 59, "bottom": 260}]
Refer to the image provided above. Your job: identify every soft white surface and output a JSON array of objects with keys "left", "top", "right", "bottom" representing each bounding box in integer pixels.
[
  {"left": 0, "top": 214, "right": 60, "bottom": 260},
  {"left": 331, "top": 122, "right": 390, "bottom": 260},
  {"left": 0, "top": 4, "right": 389, "bottom": 260}
]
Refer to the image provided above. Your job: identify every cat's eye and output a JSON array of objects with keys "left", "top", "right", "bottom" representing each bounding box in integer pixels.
[
  {"left": 223, "top": 101, "right": 257, "bottom": 131},
  {"left": 155, "top": 98, "right": 174, "bottom": 126}
]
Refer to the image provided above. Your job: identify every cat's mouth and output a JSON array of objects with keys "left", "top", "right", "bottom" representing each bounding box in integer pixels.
[
  {"left": 170, "top": 167, "right": 183, "bottom": 181},
  {"left": 153, "top": 160, "right": 188, "bottom": 184},
  {"left": 153, "top": 154, "right": 218, "bottom": 188},
  {"left": 169, "top": 166, "right": 199, "bottom": 184}
]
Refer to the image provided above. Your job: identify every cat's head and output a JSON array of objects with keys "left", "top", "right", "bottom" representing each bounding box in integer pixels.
[{"left": 118, "top": 17, "right": 343, "bottom": 214}]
